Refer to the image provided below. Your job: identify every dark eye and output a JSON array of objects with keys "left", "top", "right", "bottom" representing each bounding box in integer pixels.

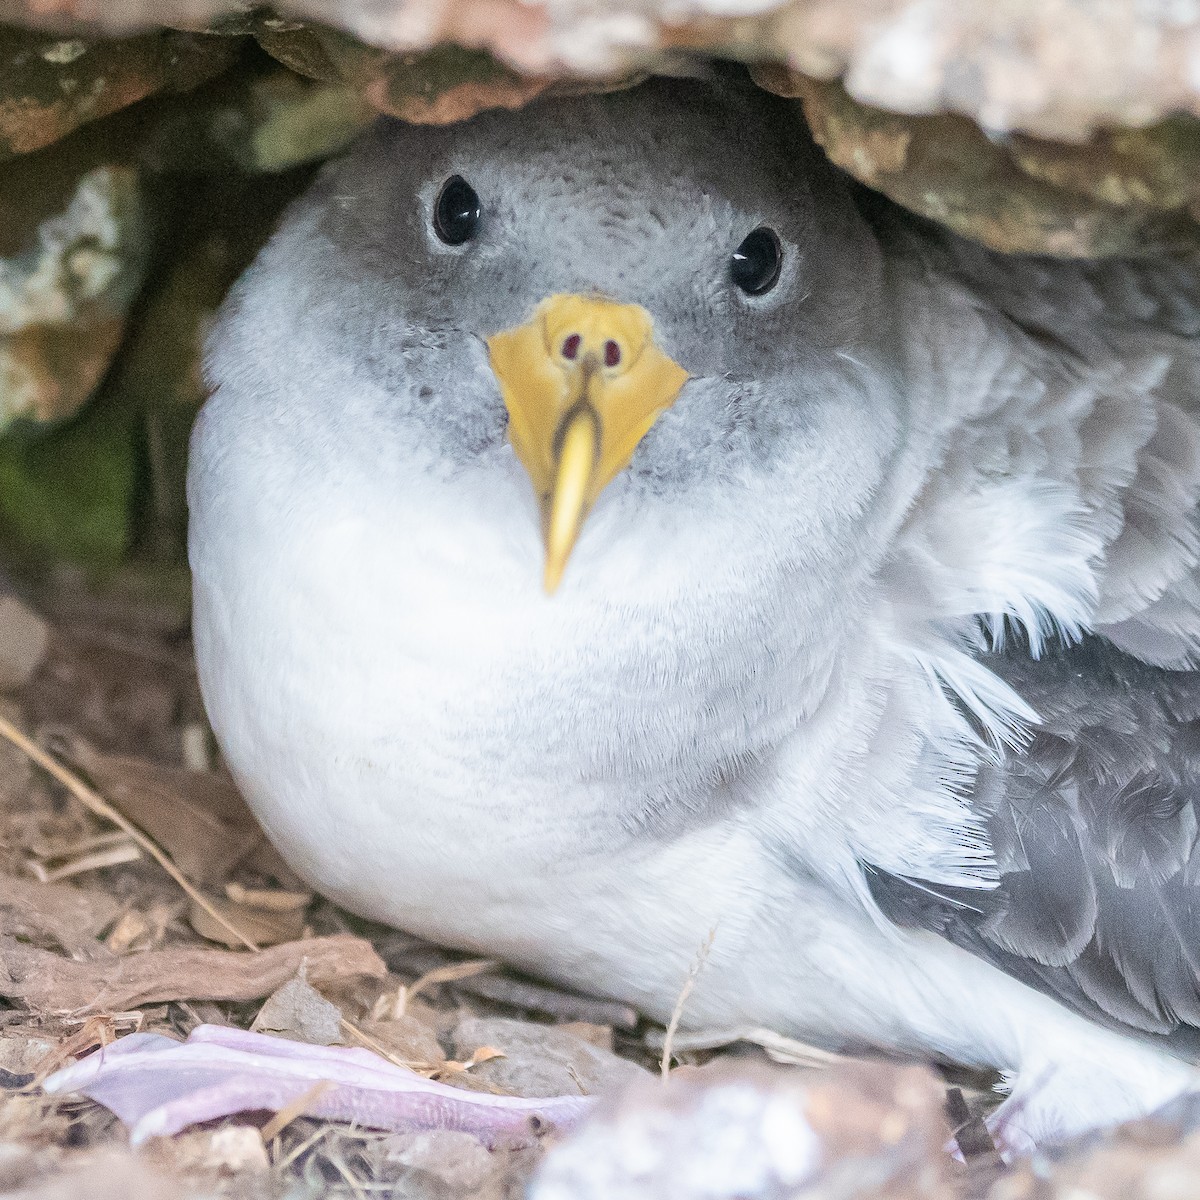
[
  {"left": 730, "top": 226, "right": 782, "bottom": 295},
  {"left": 433, "top": 175, "right": 481, "bottom": 245}
]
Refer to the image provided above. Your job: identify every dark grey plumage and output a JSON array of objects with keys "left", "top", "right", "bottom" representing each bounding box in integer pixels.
[{"left": 870, "top": 635, "right": 1200, "bottom": 1047}]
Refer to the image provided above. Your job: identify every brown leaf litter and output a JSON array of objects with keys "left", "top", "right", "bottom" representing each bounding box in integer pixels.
[{"left": 0, "top": 933, "right": 386, "bottom": 1014}]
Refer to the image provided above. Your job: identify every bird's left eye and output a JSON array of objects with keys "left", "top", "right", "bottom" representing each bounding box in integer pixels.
[
  {"left": 433, "top": 175, "right": 481, "bottom": 245},
  {"left": 731, "top": 227, "right": 782, "bottom": 295}
]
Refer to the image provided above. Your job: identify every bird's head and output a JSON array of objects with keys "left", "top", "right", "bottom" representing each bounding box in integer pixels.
[{"left": 242, "top": 75, "right": 910, "bottom": 601}]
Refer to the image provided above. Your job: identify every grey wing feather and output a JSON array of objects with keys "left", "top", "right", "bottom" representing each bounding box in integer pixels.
[
  {"left": 865, "top": 190, "right": 1200, "bottom": 666},
  {"left": 868, "top": 637, "right": 1200, "bottom": 1047}
]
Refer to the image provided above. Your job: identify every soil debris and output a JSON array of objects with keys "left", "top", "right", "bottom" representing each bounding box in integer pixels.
[{"left": 0, "top": 933, "right": 385, "bottom": 1014}]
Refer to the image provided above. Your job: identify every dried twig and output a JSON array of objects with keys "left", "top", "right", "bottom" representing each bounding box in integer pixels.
[
  {"left": 644, "top": 1024, "right": 842, "bottom": 1069},
  {"left": 401, "top": 958, "right": 497, "bottom": 1010},
  {"left": 27, "top": 1014, "right": 120, "bottom": 1086},
  {"left": 0, "top": 711, "right": 260, "bottom": 952},
  {"left": 327, "top": 1146, "right": 369, "bottom": 1200},
  {"left": 0, "top": 934, "right": 383, "bottom": 1012},
  {"left": 259, "top": 1079, "right": 336, "bottom": 1142},
  {"left": 456, "top": 972, "right": 640, "bottom": 1029},
  {"left": 29, "top": 842, "right": 141, "bottom": 883},
  {"left": 337, "top": 1017, "right": 417, "bottom": 1071},
  {"left": 660, "top": 927, "right": 717, "bottom": 1079},
  {"left": 273, "top": 1121, "right": 333, "bottom": 1170}
]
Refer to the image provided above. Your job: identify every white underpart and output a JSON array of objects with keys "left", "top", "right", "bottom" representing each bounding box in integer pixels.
[{"left": 191, "top": 232, "right": 1200, "bottom": 1146}]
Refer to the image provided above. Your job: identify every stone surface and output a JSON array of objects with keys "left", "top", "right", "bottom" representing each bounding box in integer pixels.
[
  {"left": 5, "top": 0, "right": 1200, "bottom": 140},
  {"left": 0, "top": 1033, "right": 54, "bottom": 1078},
  {"left": 452, "top": 1015, "right": 650, "bottom": 1098},
  {"left": 0, "top": 132, "right": 149, "bottom": 430},
  {"left": 0, "top": 1146, "right": 196, "bottom": 1200},
  {"left": 357, "top": 1012, "right": 446, "bottom": 1066},
  {"left": 995, "top": 1110, "right": 1200, "bottom": 1200},
  {"left": 373, "top": 1130, "right": 515, "bottom": 1199},
  {"left": 256, "top": 28, "right": 551, "bottom": 125},
  {"left": 0, "top": 24, "right": 236, "bottom": 161},
  {"left": 251, "top": 974, "right": 345, "bottom": 1045},
  {"left": 5, "top": 8, "right": 1200, "bottom": 262},
  {"left": 0, "top": 595, "right": 49, "bottom": 691},
  {"left": 770, "top": 71, "right": 1200, "bottom": 257},
  {"left": 531, "top": 1059, "right": 955, "bottom": 1200}
]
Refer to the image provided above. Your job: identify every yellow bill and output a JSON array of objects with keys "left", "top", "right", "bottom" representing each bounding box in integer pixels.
[{"left": 487, "top": 294, "right": 689, "bottom": 592}]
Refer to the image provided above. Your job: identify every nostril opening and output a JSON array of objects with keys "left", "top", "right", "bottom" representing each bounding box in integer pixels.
[
  {"left": 604, "top": 340, "right": 621, "bottom": 368},
  {"left": 562, "top": 334, "right": 581, "bottom": 361}
]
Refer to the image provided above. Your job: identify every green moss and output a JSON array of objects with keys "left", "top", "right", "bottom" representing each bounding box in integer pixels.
[{"left": 0, "top": 394, "right": 136, "bottom": 566}]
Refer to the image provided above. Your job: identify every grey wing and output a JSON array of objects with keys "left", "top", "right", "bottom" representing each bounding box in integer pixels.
[
  {"left": 864, "top": 188, "right": 1200, "bottom": 668},
  {"left": 868, "top": 636, "right": 1200, "bottom": 1050},
  {"left": 933, "top": 229, "right": 1200, "bottom": 665}
]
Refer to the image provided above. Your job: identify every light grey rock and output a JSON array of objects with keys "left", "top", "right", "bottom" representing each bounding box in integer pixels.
[{"left": 452, "top": 1016, "right": 649, "bottom": 1098}]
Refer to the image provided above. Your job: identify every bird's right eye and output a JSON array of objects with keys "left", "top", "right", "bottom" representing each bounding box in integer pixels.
[{"left": 433, "top": 175, "right": 481, "bottom": 245}]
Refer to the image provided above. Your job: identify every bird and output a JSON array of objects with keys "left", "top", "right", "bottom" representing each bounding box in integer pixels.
[{"left": 187, "top": 71, "right": 1200, "bottom": 1150}]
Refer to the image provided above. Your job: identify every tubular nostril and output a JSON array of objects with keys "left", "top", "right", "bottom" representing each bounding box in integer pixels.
[
  {"left": 562, "top": 334, "right": 581, "bottom": 361},
  {"left": 604, "top": 340, "right": 621, "bottom": 368}
]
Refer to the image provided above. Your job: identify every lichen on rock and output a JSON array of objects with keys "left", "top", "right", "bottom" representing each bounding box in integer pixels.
[
  {"left": 0, "top": 152, "right": 148, "bottom": 429},
  {"left": 761, "top": 68, "right": 1200, "bottom": 257},
  {"left": 0, "top": 24, "right": 235, "bottom": 160},
  {"left": 7, "top": 0, "right": 1200, "bottom": 143},
  {"left": 255, "top": 29, "right": 552, "bottom": 125}
]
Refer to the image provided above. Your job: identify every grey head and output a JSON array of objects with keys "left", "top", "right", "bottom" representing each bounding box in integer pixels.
[{"left": 201, "top": 75, "right": 914, "bottom": 604}]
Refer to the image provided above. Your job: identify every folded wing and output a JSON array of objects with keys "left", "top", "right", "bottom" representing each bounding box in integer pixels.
[{"left": 869, "top": 637, "right": 1200, "bottom": 1050}]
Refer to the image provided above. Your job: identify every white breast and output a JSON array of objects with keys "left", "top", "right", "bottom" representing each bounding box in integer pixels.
[{"left": 188, "top": 383, "right": 864, "bottom": 959}]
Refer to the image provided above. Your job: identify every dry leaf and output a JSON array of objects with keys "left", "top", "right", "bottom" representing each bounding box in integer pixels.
[
  {"left": 29, "top": 1013, "right": 122, "bottom": 1082},
  {"left": 63, "top": 738, "right": 266, "bottom": 885},
  {"left": 188, "top": 893, "right": 307, "bottom": 948},
  {"left": 403, "top": 958, "right": 497, "bottom": 1008},
  {"left": 225, "top": 882, "right": 312, "bottom": 911},
  {"left": 443, "top": 1045, "right": 506, "bottom": 1073},
  {"left": 352, "top": 1013, "right": 446, "bottom": 1068},
  {"left": 104, "top": 902, "right": 180, "bottom": 954},
  {"left": 0, "top": 718, "right": 260, "bottom": 950},
  {"left": 0, "top": 870, "right": 119, "bottom": 960},
  {"left": 0, "top": 933, "right": 386, "bottom": 1013},
  {"left": 557, "top": 1023, "right": 614, "bottom": 1052},
  {"left": 104, "top": 910, "right": 150, "bottom": 954},
  {"left": 27, "top": 839, "right": 141, "bottom": 882}
]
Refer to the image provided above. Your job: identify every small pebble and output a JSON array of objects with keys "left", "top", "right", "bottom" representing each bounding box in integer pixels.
[{"left": 0, "top": 596, "right": 49, "bottom": 692}]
